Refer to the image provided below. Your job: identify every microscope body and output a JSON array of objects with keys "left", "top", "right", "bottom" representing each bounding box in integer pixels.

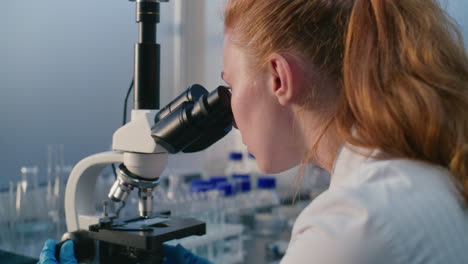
[
  {"left": 65, "top": 0, "right": 167, "bottom": 231},
  {"left": 62, "top": 1, "right": 233, "bottom": 262},
  {"left": 63, "top": 85, "right": 232, "bottom": 263},
  {"left": 64, "top": 109, "right": 168, "bottom": 232},
  {"left": 63, "top": 104, "right": 211, "bottom": 264}
]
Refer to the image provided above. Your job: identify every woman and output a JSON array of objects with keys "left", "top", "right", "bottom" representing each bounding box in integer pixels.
[
  {"left": 223, "top": 0, "right": 468, "bottom": 262},
  {"left": 40, "top": 0, "right": 468, "bottom": 263}
]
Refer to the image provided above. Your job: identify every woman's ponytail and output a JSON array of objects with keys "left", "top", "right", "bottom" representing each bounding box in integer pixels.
[{"left": 340, "top": 0, "right": 468, "bottom": 204}]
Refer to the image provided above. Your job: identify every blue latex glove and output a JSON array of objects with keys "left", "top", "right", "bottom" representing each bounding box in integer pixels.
[
  {"left": 37, "top": 239, "right": 77, "bottom": 264},
  {"left": 163, "top": 244, "right": 212, "bottom": 264}
]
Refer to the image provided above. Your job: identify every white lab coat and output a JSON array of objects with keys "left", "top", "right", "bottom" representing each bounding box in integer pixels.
[{"left": 281, "top": 145, "right": 468, "bottom": 264}]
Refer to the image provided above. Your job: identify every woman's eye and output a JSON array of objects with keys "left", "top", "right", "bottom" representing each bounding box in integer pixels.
[{"left": 222, "top": 85, "right": 232, "bottom": 92}]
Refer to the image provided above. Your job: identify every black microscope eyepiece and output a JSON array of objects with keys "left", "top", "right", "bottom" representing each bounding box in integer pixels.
[
  {"left": 151, "top": 85, "right": 233, "bottom": 153},
  {"left": 154, "top": 84, "right": 208, "bottom": 123}
]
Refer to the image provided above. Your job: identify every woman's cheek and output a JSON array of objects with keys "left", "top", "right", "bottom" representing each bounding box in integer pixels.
[
  {"left": 231, "top": 92, "right": 251, "bottom": 135},
  {"left": 230, "top": 96, "right": 243, "bottom": 129}
]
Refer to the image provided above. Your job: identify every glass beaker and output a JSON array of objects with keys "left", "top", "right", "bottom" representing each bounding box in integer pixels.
[
  {"left": 46, "top": 144, "right": 67, "bottom": 238},
  {"left": 15, "top": 166, "right": 54, "bottom": 257},
  {"left": 0, "top": 186, "right": 14, "bottom": 252}
]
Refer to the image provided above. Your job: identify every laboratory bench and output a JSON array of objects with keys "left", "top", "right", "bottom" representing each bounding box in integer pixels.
[
  {"left": 0, "top": 250, "right": 37, "bottom": 264},
  {"left": 0, "top": 200, "right": 309, "bottom": 264}
]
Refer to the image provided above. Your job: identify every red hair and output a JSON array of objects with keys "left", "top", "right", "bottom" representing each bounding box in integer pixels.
[{"left": 225, "top": 0, "right": 468, "bottom": 203}]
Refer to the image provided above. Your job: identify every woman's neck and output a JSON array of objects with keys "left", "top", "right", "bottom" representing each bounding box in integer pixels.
[
  {"left": 299, "top": 116, "right": 343, "bottom": 174},
  {"left": 315, "top": 126, "right": 343, "bottom": 174}
]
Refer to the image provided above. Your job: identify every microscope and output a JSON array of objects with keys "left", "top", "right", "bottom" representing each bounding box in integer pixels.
[{"left": 61, "top": 0, "right": 233, "bottom": 263}]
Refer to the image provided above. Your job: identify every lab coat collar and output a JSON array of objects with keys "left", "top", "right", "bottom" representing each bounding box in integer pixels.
[{"left": 330, "top": 144, "right": 383, "bottom": 187}]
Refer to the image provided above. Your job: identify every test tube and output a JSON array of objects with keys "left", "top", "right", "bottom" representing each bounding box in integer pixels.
[
  {"left": 17, "top": 166, "right": 54, "bottom": 257},
  {"left": 0, "top": 182, "right": 16, "bottom": 252},
  {"left": 46, "top": 144, "right": 67, "bottom": 238}
]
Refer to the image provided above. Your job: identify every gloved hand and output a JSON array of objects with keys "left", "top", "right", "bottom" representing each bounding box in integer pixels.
[
  {"left": 163, "top": 244, "right": 212, "bottom": 264},
  {"left": 37, "top": 239, "right": 77, "bottom": 264}
]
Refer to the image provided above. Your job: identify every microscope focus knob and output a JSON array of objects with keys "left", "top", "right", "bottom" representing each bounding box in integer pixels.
[{"left": 55, "top": 230, "right": 95, "bottom": 262}]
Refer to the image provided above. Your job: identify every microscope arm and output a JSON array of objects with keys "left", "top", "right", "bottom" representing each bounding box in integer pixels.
[
  {"left": 65, "top": 151, "right": 124, "bottom": 231},
  {"left": 65, "top": 149, "right": 170, "bottom": 231}
]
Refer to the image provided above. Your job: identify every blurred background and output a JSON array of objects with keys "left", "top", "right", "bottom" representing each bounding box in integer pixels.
[
  {"left": 1, "top": 0, "right": 467, "bottom": 191},
  {"left": 0, "top": 0, "right": 467, "bottom": 263}
]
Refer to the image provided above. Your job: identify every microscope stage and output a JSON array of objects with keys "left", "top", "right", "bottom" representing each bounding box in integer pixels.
[{"left": 88, "top": 214, "right": 206, "bottom": 251}]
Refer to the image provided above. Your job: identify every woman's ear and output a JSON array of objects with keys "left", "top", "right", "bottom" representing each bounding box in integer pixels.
[{"left": 266, "top": 53, "right": 302, "bottom": 106}]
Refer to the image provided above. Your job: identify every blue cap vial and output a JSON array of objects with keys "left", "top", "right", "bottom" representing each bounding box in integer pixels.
[
  {"left": 229, "top": 152, "right": 243, "bottom": 160},
  {"left": 257, "top": 177, "right": 276, "bottom": 189},
  {"left": 210, "top": 176, "right": 228, "bottom": 185},
  {"left": 216, "top": 182, "right": 234, "bottom": 196},
  {"left": 236, "top": 179, "right": 251, "bottom": 192},
  {"left": 232, "top": 174, "right": 250, "bottom": 179},
  {"left": 190, "top": 180, "right": 214, "bottom": 193}
]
